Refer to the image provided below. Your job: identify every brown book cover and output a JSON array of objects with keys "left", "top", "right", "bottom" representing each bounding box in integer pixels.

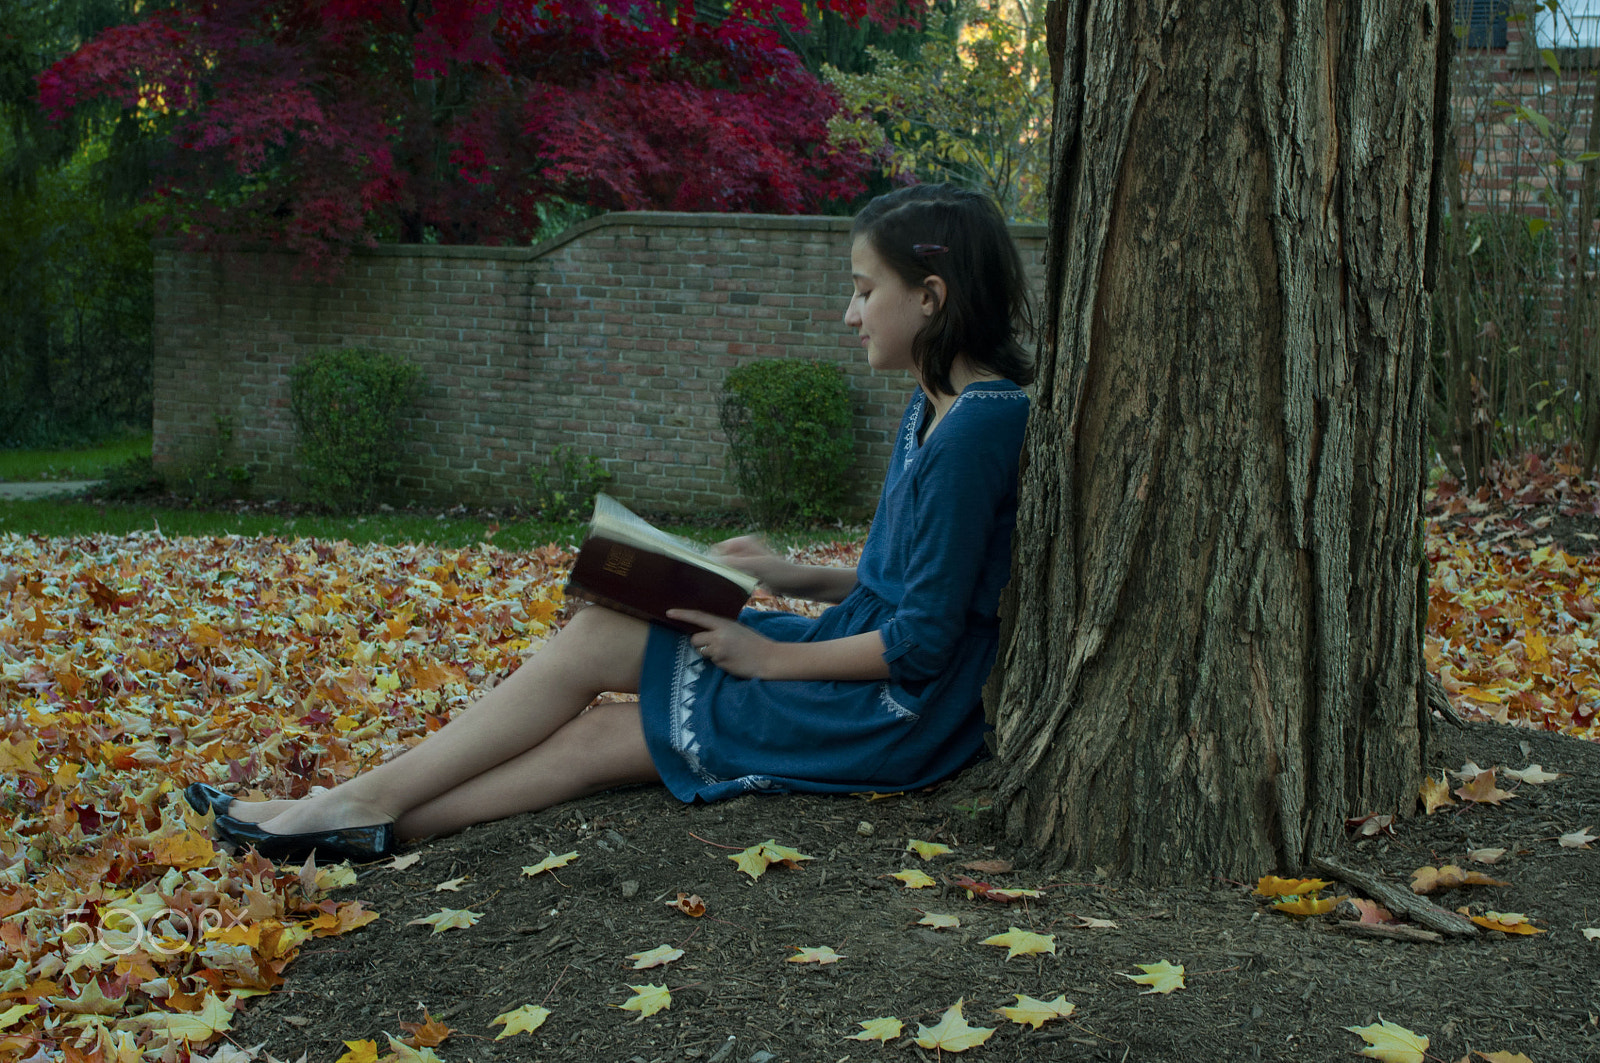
[{"left": 565, "top": 495, "right": 759, "bottom": 634}]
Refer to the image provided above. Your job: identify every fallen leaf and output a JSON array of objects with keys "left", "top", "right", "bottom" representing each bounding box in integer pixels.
[
  {"left": 1451, "top": 760, "right": 1487, "bottom": 781},
  {"left": 906, "top": 839, "right": 953, "bottom": 860},
  {"left": 390, "top": 853, "right": 422, "bottom": 870},
  {"left": 628, "top": 945, "right": 684, "bottom": 970},
  {"left": 1255, "top": 876, "right": 1334, "bottom": 898},
  {"left": 407, "top": 908, "right": 480, "bottom": 934},
  {"left": 1559, "top": 826, "right": 1595, "bottom": 849},
  {"left": 665, "top": 893, "right": 706, "bottom": 917},
  {"left": 1351, "top": 899, "right": 1396, "bottom": 924},
  {"left": 385, "top": 1033, "right": 446, "bottom": 1063},
  {"left": 1345, "top": 1017, "right": 1429, "bottom": 1063},
  {"left": 914, "top": 999, "right": 995, "bottom": 1052},
  {"left": 960, "top": 859, "right": 1013, "bottom": 874},
  {"left": 490, "top": 1003, "right": 551, "bottom": 1039},
  {"left": 987, "top": 887, "right": 1043, "bottom": 901},
  {"left": 1502, "top": 764, "right": 1561, "bottom": 784},
  {"left": 997, "top": 993, "right": 1075, "bottom": 1029},
  {"left": 1125, "top": 960, "right": 1185, "bottom": 994},
  {"left": 521, "top": 851, "right": 578, "bottom": 877},
  {"left": 1420, "top": 774, "right": 1456, "bottom": 814},
  {"left": 728, "top": 839, "right": 813, "bottom": 880},
  {"left": 1411, "top": 865, "right": 1509, "bottom": 894},
  {"left": 434, "top": 876, "right": 467, "bottom": 892},
  {"left": 1467, "top": 847, "right": 1506, "bottom": 864},
  {"left": 335, "top": 1040, "right": 379, "bottom": 1063},
  {"left": 1072, "top": 915, "right": 1118, "bottom": 929},
  {"left": 1470, "top": 911, "right": 1545, "bottom": 935},
  {"left": 1475, "top": 1052, "right": 1535, "bottom": 1063},
  {"left": 1274, "top": 894, "right": 1346, "bottom": 916},
  {"left": 1455, "top": 769, "right": 1515, "bottom": 805},
  {"left": 617, "top": 983, "right": 672, "bottom": 1017},
  {"left": 980, "top": 927, "right": 1056, "bottom": 959},
  {"left": 917, "top": 913, "right": 960, "bottom": 929},
  {"left": 1346, "top": 813, "right": 1396, "bottom": 836},
  {"left": 846, "top": 1017, "right": 903, "bottom": 1042},
  {"left": 788, "top": 945, "right": 844, "bottom": 965},
  {"left": 891, "top": 869, "right": 937, "bottom": 889},
  {"left": 399, "top": 1010, "right": 452, "bottom": 1048},
  {"left": 1581, "top": 927, "right": 1600, "bottom": 941}
]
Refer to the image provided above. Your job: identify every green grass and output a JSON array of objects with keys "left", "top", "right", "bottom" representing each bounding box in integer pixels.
[
  {"left": 0, "top": 432, "right": 152, "bottom": 482},
  {"left": 0, "top": 496, "right": 865, "bottom": 551}
]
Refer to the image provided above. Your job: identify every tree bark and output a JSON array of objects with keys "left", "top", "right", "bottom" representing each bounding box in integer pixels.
[{"left": 986, "top": 0, "right": 1447, "bottom": 883}]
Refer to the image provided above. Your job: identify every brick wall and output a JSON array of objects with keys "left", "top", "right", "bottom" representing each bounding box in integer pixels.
[{"left": 153, "top": 213, "right": 1046, "bottom": 517}]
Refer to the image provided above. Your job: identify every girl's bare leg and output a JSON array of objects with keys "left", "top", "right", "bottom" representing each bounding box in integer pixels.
[{"left": 224, "top": 606, "right": 657, "bottom": 837}]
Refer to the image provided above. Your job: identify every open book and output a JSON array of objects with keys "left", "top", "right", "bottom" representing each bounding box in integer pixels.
[{"left": 564, "top": 494, "right": 760, "bottom": 634}]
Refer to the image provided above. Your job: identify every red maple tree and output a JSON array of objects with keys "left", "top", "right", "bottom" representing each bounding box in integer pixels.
[{"left": 38, "top": 0, "right": 903, "bottom": 269}]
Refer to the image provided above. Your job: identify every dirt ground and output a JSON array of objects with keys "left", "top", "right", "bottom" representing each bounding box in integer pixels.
[{"left": 219, "top": 717, "right": 1600, "bottom": 1063}]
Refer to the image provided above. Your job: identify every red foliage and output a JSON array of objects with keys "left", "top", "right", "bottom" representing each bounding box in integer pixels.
[{"left": 39, "top": 0, "right": 900, "bottom": 271}]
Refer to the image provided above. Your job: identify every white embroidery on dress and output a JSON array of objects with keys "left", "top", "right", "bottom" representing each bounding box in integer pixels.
[
  {"left": 900, "top": 392, "right": 924, "bottom": 469},
  {"left": 668, "top": 636, "right": 718, "bottom": 784},
  {"left": 878, "top": 684, "right": 918, "bottom": 721}
]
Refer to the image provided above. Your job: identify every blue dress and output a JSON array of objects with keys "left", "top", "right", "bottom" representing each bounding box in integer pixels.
[{"left": 638, "top": 379, "right": 1030, "bottom": 801}]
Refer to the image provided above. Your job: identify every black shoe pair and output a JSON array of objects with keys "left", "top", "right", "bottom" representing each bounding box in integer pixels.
[
  {"left": 213, "top": 815, "right": 397, "bottom": 863},
  {"left": 185, "top": 782, "right": 396, "bottom": 863}
]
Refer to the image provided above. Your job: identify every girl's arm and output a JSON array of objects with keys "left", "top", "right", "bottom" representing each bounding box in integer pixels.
[
  {"left": 665, "top": 611, "right": 889, "bottom": 681},
  {"left": 714, "top": 536, "right": 858, "bottom": 604}
]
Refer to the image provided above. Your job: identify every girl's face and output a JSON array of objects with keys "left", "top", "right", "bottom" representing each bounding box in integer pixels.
[{"left": 845, "top": 236, "right": 938, "bottom": 375}]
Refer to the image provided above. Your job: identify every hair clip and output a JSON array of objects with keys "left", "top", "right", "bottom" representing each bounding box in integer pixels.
[{"left": 912, "top": 244, "right": 949, "bottom": 256}]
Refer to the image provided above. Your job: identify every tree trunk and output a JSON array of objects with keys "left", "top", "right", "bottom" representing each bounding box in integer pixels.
[{"left": 986, "top": 0, "right": 1447, "bottom": 883}]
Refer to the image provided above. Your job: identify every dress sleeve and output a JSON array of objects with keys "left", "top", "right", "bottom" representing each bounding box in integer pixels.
[{"left": 876, "top": 421, "right": 1019, "bottom": 685}]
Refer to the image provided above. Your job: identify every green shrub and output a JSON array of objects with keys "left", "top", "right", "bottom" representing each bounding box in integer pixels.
[
  {"left": 96, "top": 455, "right": 166, "bottom": 500},
  {"left": 528, "top": 444, "right": 613, "bottom": 522},
  {"left": 289, "top": 348, "right": 423, "bottom": 513},
  {"left": 718, "top": 360, "right": 855, "bottom": 527}
]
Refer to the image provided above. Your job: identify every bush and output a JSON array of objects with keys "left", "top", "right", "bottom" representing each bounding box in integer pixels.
[
  {"left": 718, "top": 360, "right": 855, "bottom": 527},
  {"left": 289, "top": 348, "right": 423, "bottom": 513},
  {"left": 528, "top": 444, "right": 613, "bottom": 522}
]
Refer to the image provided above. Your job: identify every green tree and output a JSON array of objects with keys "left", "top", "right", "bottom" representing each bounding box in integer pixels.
[{"left": 824, "top": 0, "right": 1051, "bottom": 220}]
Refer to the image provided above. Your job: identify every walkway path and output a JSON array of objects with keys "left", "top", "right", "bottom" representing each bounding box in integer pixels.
[{"left": 0, "top": 481, "right": 101, "bottom": 500}]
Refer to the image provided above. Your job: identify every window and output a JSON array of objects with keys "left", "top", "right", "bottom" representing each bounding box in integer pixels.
[
  {"left": 1535, "top": 0, "right": 1600, "bottom": 48},
  {"left": 1457, "top": 0, "right": 1509, "bottom": 48}
]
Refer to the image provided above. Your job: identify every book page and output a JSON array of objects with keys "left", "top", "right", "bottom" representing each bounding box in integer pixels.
[{"left": 589, "top": 495, "right": 759, "bottom": 594}]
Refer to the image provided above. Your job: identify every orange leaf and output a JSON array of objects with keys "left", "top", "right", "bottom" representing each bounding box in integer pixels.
[
  {"left": 399, "top": 1010, "right": 453, "bottom": 1048},
  {"left": 665, "top": 893, "right": 706, "bottom": 917},
  {"left": 1455, "top": 769, "right": 1515, "bottom": 805}
]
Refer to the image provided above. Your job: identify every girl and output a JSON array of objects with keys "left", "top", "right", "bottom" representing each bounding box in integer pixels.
[{"left": 196, "top": 184, "right": 1034, "bottom": 862}]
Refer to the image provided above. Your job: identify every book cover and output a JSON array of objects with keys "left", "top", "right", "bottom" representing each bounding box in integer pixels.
[{"left": 564, "top": 495, "right": 759, "bottom": 634}]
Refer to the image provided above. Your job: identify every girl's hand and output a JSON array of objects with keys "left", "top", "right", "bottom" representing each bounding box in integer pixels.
[
  {"left": 710, "top": 536, "right": 788, "bottom": 585},
  {"left": 667, "top": 610, "right": 779, "bottom": 679}
]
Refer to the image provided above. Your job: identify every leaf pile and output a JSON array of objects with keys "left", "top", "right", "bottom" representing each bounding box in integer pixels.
[{"left": 0, "top": 531, "right": 570, "bottom": 1056}]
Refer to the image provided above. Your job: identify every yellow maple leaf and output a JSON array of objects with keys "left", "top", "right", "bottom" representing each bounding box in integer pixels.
[
  {"left": 1455, "top": 768, "right": 1515, "bottom": 805},
  {"left": 390, "top": 853, "right": 423, "bottom": 870},
  {"left": 728, "top": 839, "right": 812, "bottom": 880},
  {"left": 316, "top": 864, "right": 358, "bottom": 892},
  {"left": 846, "top": 1017, "right": 903, "bottom": 1042},
  {"left": 435, "top": 876, "right": 467, "bottom": 892},
  {"left": 0, "top": 1004, "right": 36, "bottom": 1031},
  {"left": 628, "top": 945, "right": 684, "bottom": 969},
  {"left": 1125, "top": 960, "right": 1185, "bottom": 994},
  {"left": 491, "top": 1004, "right": 552, "bottom": 1039},
  {"left": 998, "top": 993, "right": 1076, "bottom": 1029},
  {"left": 1273, "top": 894, "right": 1347, "bottom": 917},
  {"left": 0, "top": 738, "right": 42, "bottom": 774},
  {"left": 617, "top": 983, "right": 671, "bottom": 1017},
  {"left": 918, "top": 913, "right": 960, "bottom": 929},
  {"left": 1419, "top": 774, "right": 1456, "bottom": 814},
  {"left": 521, "top": 851, "right": 578, "bottom": 877},
  {"left": 407, "top": 908, "right": 480, "bottom": 934},
  {"left": 1344, "top": 1017, "right": 1428, "bottom": 1063},
  {"left": 1255, "top": 876, "right": 1334, "bottom": 897},
  {"left": 914, "top": 999, "right": 995, "bottom": 1051},
  {"left": 758, "top": 840, "right": 812, "bottom": 867},
  {"left": 891, "top": 869, "right": 937, "bottom": 889},
  {"left": 489, "top": 1005, "right": 553, "bottom": 1037},
  {"left": 335, "top": 1040, "right": 379, "bottom": 1063},
  {"left": 1475, "top": 1052, "right": 1535, "bottom": 1063},
  {"left": 124, "top": 992, "right": 235, "bottom": 1040},
  {"left": 988, "top": 887, "right": 1043, "bottom": 900},
  {"left": 906, "top": 839, "right": 953, "bottom": 860},
  {"left": 149, "top": 830, "right": 218, "bottom": 872},
  {"left": 981, "top": 927, "right": 1056, "bottom": 959},
  {"left": 787, "top": 945, "right": 844, "bottom": 964}
]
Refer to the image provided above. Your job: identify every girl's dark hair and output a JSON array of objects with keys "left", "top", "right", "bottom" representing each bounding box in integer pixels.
[{"left": 851, "top": 183, "right": 1035, "bottom": 395}]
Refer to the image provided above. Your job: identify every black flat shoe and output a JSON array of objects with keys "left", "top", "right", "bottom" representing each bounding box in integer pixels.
[
  {"left": 184, "top": 782, "right": 234, "bottom": 817},
  {"left": 213, "top": 814, "right": 397, "bottom": 863}
]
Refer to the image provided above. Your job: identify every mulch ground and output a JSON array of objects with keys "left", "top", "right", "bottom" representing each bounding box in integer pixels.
[{"left": 223, "top": 718, "right": 1600, "bottom": 1063}]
